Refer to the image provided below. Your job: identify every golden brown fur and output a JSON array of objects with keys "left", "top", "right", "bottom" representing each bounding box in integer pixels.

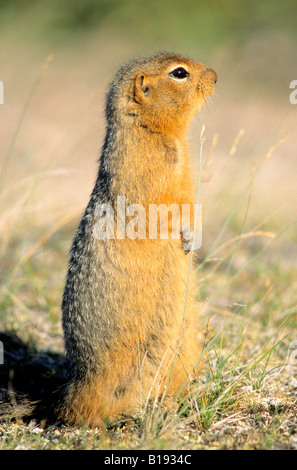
[{"left": 61, "top": 53, "right": 217, "bottom": 426}]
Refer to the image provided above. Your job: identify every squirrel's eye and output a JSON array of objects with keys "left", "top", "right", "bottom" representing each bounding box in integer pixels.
[{"left": 169, "top": 67, "right": 189, "bottom": 79}]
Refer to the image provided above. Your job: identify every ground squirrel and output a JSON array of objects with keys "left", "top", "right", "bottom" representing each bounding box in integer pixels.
[{"left": 61, "top": 52, "right": 217, "bottom": 426}]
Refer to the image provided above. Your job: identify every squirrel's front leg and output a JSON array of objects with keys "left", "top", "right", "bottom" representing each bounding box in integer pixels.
[{"left": 181, "top": 226, "right": 193, "bottom": 254}]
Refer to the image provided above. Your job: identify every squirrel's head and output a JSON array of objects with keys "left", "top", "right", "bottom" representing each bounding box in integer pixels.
[{"left": 106, "top": 53, "right": 217, "bottom": 135}]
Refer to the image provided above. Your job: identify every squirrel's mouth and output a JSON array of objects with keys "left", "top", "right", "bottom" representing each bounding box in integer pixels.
[{"left": 197, "top": 67, "right": 217, "bottom": 101}]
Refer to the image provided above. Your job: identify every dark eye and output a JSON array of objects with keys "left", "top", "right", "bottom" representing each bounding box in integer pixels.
[{"left": 169, "top": 67, "right": 189, "bottom": 79}]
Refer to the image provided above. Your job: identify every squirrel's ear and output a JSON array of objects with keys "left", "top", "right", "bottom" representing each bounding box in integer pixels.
[{"left": 134, "top": 73, "right": 151, "bottom": 103}]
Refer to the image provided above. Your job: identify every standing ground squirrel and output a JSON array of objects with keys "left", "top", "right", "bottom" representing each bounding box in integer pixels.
[{"left": 61, "top": 53, "right": 217, "bottom": 426}]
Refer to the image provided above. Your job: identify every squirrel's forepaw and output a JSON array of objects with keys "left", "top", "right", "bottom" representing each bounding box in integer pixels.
[{"left": 181, "top": 227, "right": 193, "bottom": 255}]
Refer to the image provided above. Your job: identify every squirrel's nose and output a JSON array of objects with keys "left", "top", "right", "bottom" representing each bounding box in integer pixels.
[{"left": 204, "top": 67, "right": 218, "bottom": 84}]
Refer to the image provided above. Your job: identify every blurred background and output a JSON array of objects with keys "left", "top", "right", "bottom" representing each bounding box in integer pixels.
[{"left": 0, "top": 0, "right": 296, "bottom": 346}]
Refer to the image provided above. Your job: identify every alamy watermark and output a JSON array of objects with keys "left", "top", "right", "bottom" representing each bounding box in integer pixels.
[
  {"left": 0, "top": 81, "right": 3, "bottom": 104},
  {"left": 93, "top": 196, "right": 202, "bottom": 250},
  {"left": 0, "top": 341, "right": 3, "bottom": 365},
  {"left": 289, "top": 340, "right": 297, "bottom": 365},
  {"left": 289, "top": 80, "right": 297, "bottom": 104}
]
